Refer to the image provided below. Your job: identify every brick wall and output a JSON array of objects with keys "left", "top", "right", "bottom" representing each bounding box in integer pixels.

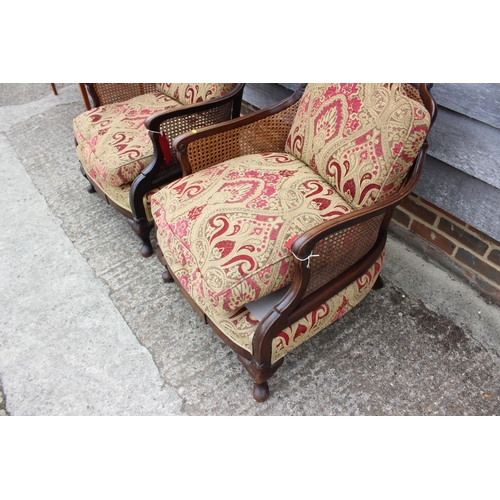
[{"left": 391, "top": 194, "right": 500, "bottom": 304}]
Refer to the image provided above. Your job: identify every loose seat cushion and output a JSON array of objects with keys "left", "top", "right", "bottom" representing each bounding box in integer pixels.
[
  {"left": 152, "top": 152, "right": 355, "bottom": 316},
  {"left": 285, "top": 83, "right": 431, "bottom": 209},
  {"left": 74, "top": 92, "right": 182, "bottom": 187},
  {"left": 74, "top": 92, "right": 180, "bottom": 144},
  {"left": 76, "top": 124, "right": 159, "bottom": 187}
]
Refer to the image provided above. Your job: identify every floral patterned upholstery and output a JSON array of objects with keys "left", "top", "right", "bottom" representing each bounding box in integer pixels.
[
  {"left": 270, "top": 251, "right": 384, "bottom": 362},
  {"left": 152, "top": 152, "right": 386, "bottom": 359},
  {"left": 74, "top": 92, "right": 179, "bottom": 144},
  {"left": 74, "top": 84, "right": 237, "bottom": 189},
  {"left": 285, "top": 83, "right": 431, "bottom": 209},
  {"left": 221, "top": 252, "right": 384, "bottom": 362}
]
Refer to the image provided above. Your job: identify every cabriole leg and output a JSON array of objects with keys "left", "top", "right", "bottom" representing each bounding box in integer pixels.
[{"left": 238, "top": 355, "right": 284, "bottom": 402}]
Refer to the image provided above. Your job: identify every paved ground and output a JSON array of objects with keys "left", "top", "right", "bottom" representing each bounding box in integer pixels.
[{"left": 1, "top": 83, "right": 500, "bottom": 416}]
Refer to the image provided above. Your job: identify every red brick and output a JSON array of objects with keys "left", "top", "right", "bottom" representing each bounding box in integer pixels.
[
  {"left": 392, "top": 207, "right": 411, "bottom": 228},
  {"left": 399, "top": 196, "right": 438, "bottom": 225},
  {"left": 455, "top": 248, "right": 500, "bottom": 285},
  {"left": 468, "top": 224, "right": 500, "bottom": 247},
  {"left": 437, "top": 218, "right": 489, "bottom": 256},
  {"left": 473, "top": 276, "right": 500, "bottom": 303},
  {"left": 410, "top": 220, "right": 457, "bottom": 256},
  {"left": 487, "top": 248, "right": 500, "bottom": 267}
]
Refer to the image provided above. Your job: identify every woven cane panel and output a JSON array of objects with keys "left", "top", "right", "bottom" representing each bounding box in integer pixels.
[
  {"left": 186, "top": 100, "right": 301, "bottom": 174},
  {"left": 160, "top": 101, "right": 234, "bottom": 144},
  {"left": 401, "top": 83, "right": 423, "bottom": 104},
  {"left": 159, "top": 101, "right": 235, "bottom": 171},
  {"left": 305, "top": 214, "right": 385, "bottom": 296},
  {"left": 271, "top": 250, "right": 385, "bottom": 363},
  {"left": 93, "top": 84, "right": 156, "bottom": 105}
]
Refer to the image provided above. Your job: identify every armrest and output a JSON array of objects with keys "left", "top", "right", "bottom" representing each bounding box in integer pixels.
[
  {"left": 84, "top": 83, "right": 156, "bottom": 107},
  {"left": 252, "top": 144, "right": 430, "bottom": 359},
  {"left": 128, "top": 84, "right": 246, "bottom": 220},
  {"left": 172, "top": 84, "right": 307, "bottom": 176},
  {"left": 144, "top": 83, "right": 245, "bottom": 153},
  {"left": 290, "top": 143, "right": 428, "bottom": 310}
]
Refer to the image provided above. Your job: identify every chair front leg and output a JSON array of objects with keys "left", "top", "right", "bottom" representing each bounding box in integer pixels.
[
  {"left": 127, "top": 218, "right": 154, "bottom": 257},
  {"left": 237, "top": 355, "right": 284, "bottom": 402}
]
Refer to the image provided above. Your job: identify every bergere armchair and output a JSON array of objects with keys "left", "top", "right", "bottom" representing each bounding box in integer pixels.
[
  {"left": 151, "top": 83, "right": 437, "bottom": 401},
  {"left": 73, "top": 83, "right": 245, "bottom": 256}
]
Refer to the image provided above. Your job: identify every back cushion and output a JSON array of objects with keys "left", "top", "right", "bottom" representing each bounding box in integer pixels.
[
  {"left": 155, "top": 83, "right": 236, "bottom": 105},
  {"left": 285, "top": 83, "right": 431, "bottom": 209}
]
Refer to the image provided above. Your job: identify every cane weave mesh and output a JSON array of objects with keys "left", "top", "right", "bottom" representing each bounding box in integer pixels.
[
  {"left": 161, "top": 101, "right": 234, "bottom": 165},
  {"left": 401, "top": 83, "right": 423, "bottom": 104},
  {"left": 185, "top": 100, "right": 302, "bottom": 174},
  {"left": 93, "top": 83, "right": 157, "bottom": 105},
  {"left": 305, "top": 214, "right": 385, "bottom": 296}
]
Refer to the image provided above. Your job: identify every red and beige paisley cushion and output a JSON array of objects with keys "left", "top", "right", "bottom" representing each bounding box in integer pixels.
[
  {"left": 285, "top": 83, "right": 431, "bottom": 209},
  {"left": 155, "top": 83, "right": 236, "bottom": 106},
  {"left": 73, "top": 92, "right": 180, "bottom": 144},
  {"left": 155, "top": 191, "right": 384, "bottom": 357},
  {"left": 152, "top": 152, "right": 354, "bottom": 314},
  {"left": 76, "top": 125, "right": 156, "bottom": 187},
  {"left": 74, "top": 92, "right": 181, "bottom": 187}
]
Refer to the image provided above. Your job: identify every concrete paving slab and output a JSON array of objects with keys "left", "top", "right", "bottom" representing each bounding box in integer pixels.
[
  {"left": 385, "top": 236, "right": 500, "bottom": 368},
  {"left": 1, "top": 83, "right": 499, "bottom": 416},
  {"left": 0, "top": 92, "right": 182, "bottom": 415}
]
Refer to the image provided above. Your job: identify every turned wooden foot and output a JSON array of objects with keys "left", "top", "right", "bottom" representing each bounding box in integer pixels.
[
  {"left": 128, "top": 218, "right": 153, "bottom": 258},
  {"left": 155, "top": 247, "right": 173, "bottom": 282},
  {"left": 238, "top": 355, "right": 283, "bottom": 402},
  {"left": 78, "top": 164, "right": 95, "bottom": 193},
  {"left": 253, "top": 382, "right": 269, "bottom": 402},
  {"left": 374, "top": 275, "right": 384, "bottom": 290},
  {"left": 162, "top": 270, "right": 174, "bottom": 283},
  {"left": 140, "top": 242, "right": 153, "bottom": 258}
]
